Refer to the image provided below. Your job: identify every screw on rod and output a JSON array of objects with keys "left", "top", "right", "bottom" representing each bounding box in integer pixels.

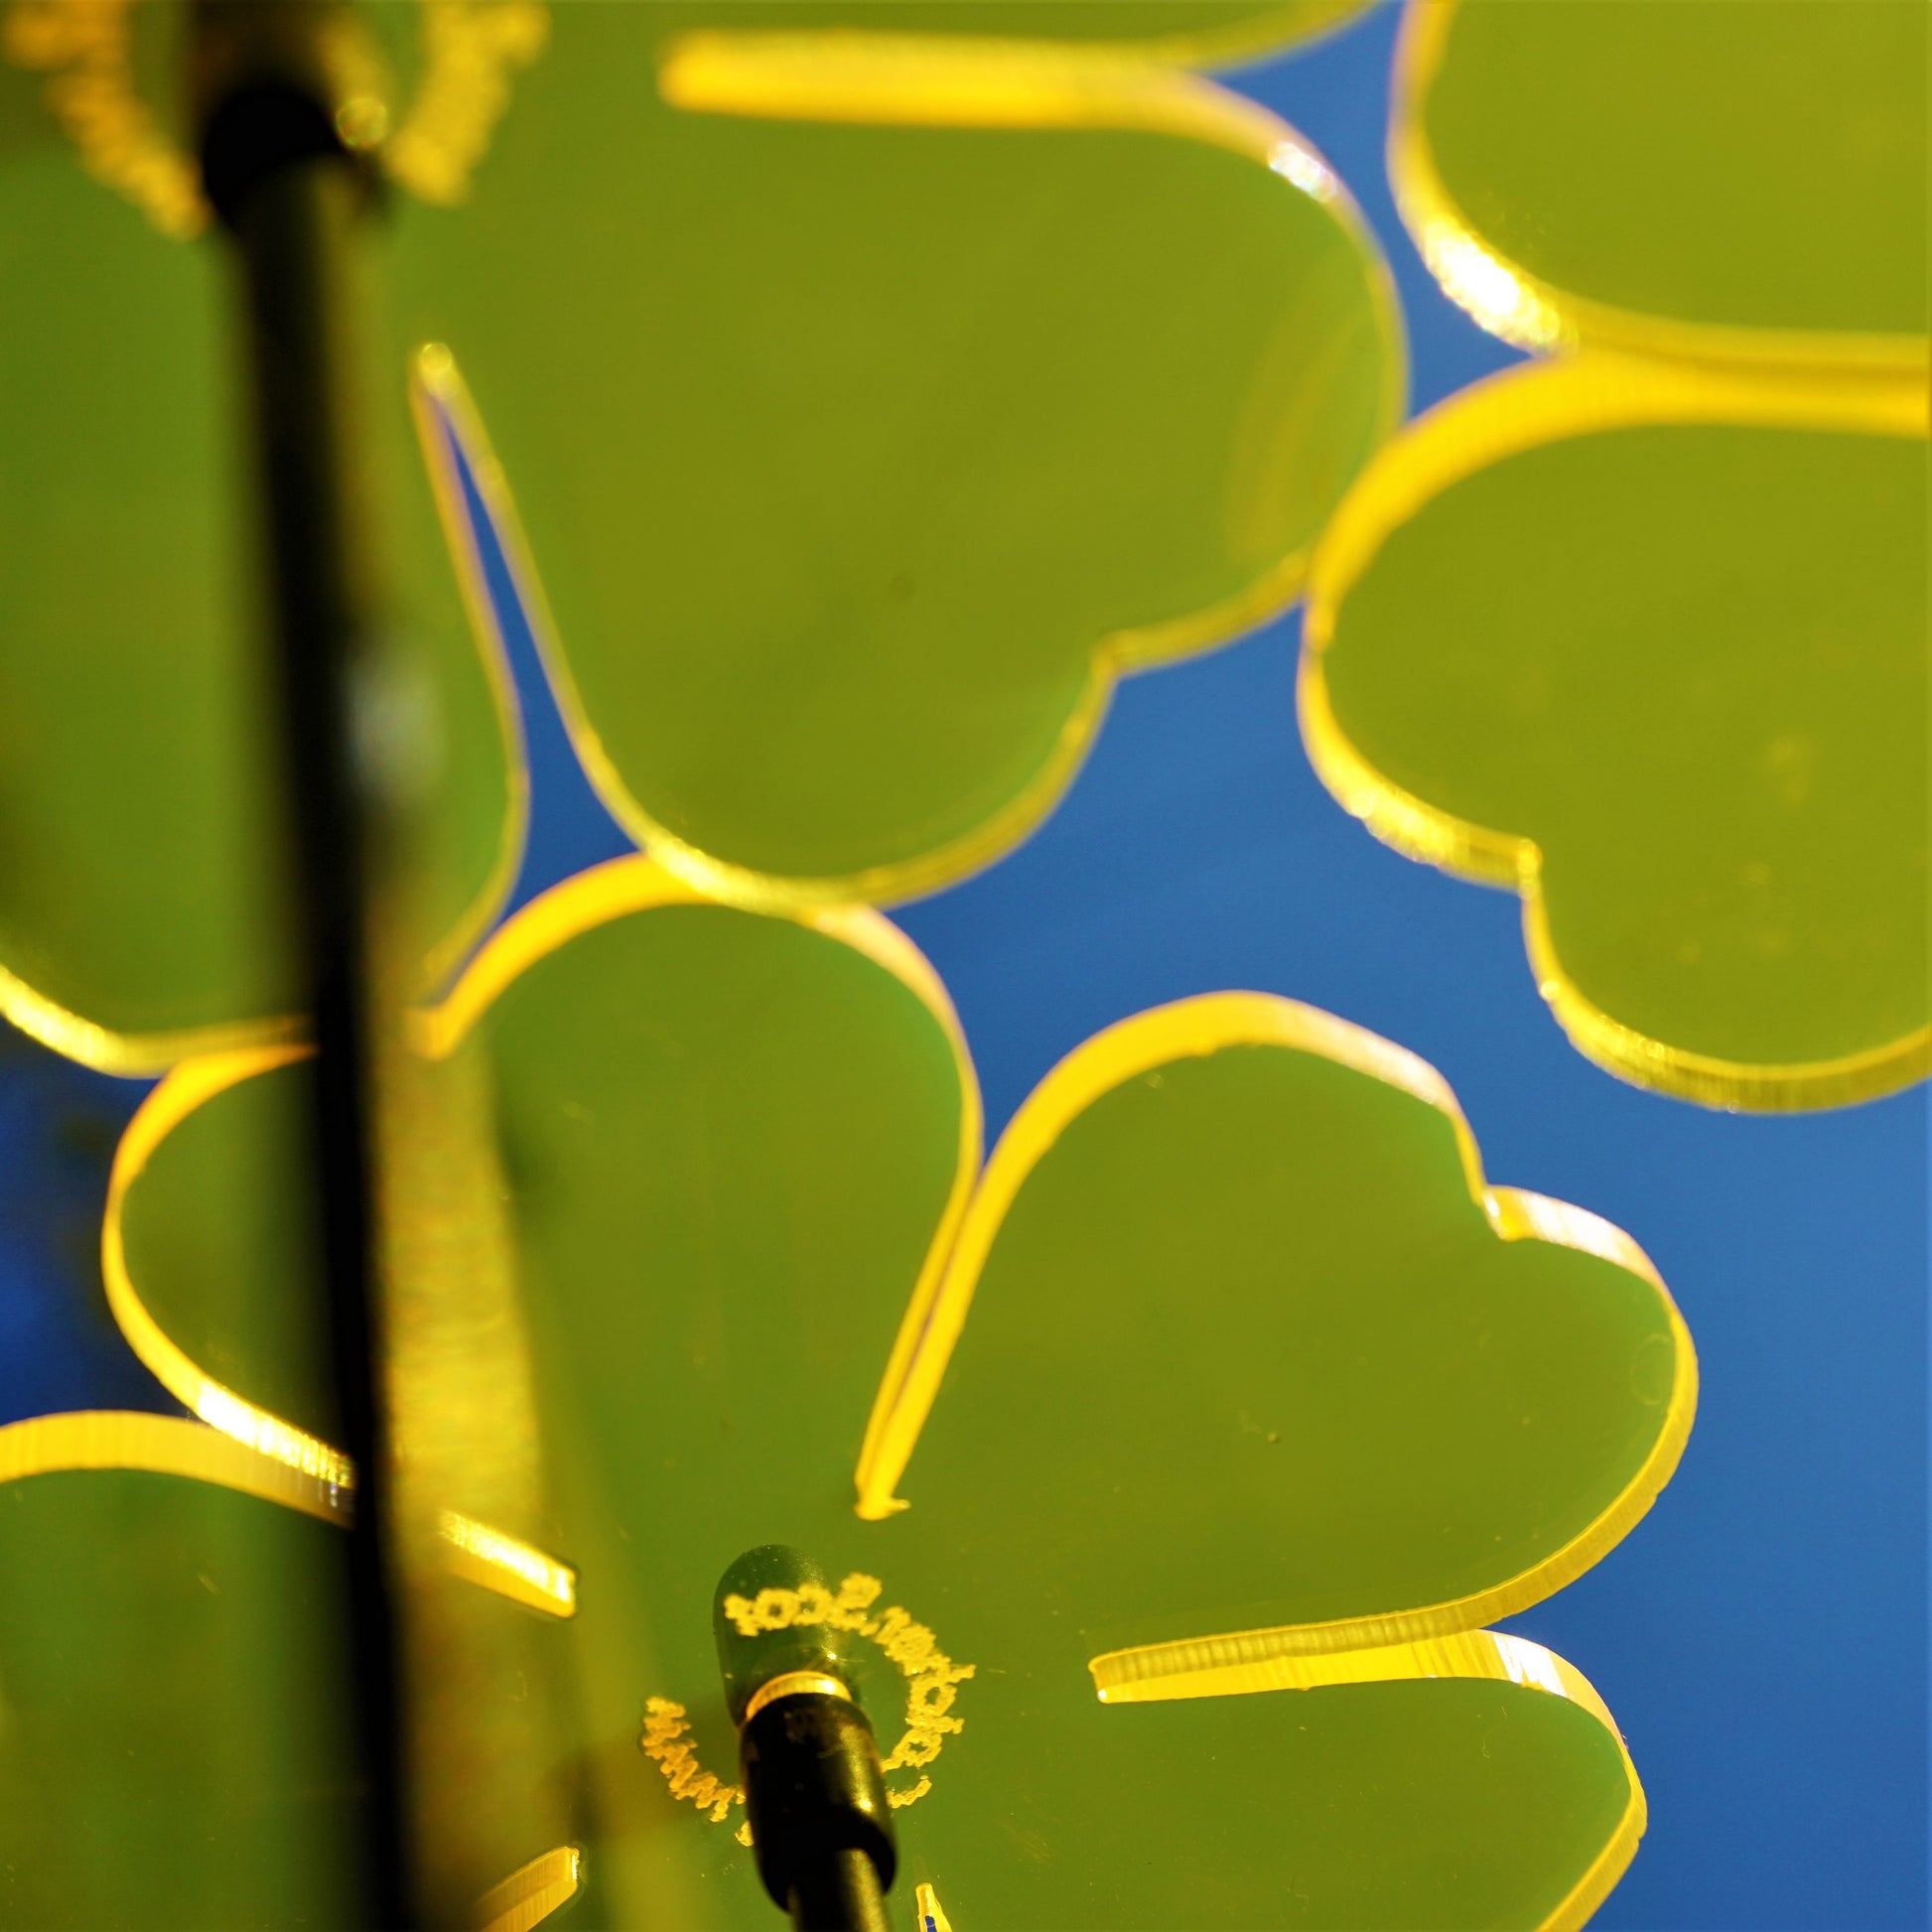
[
  {"left": 191, "top": 6, "right": 409, "bottom": 1923},
  {"left": 716, "top": 1547, "right": 897, "bottom": 1932}
]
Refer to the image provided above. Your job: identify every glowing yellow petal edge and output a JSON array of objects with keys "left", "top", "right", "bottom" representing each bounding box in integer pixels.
[
  {"left": 855, "top": 987, "right": 1696, "bottom": 1649},
  {"left": 411, "top": 848, "right": 978, "bottom": 1115},
  {"left": 1388, "top": 0, "right": 1930, "bottom": 376},
  {"left": 1101, "top": 1626, "right": 1641, "bottom": 1932},
  {"left": 100, "top": 1050, "right": 576, "bottom": 1613},
  {"left": 658, "top": 29, "right": 1405, "bottom": 683},
  {"left": 0, "top": 1409, "right": 346, "bottom": 1524},
  {"left": 677, "top": 2, "right": 1383, "bottom": 77},
  {"left": 1299, "top": 349, "right": 1932, "bottom": 1112},
  {"left": 474, "top": 1846, "right": 583, "bottom": 1932},
  {"left": 664, "top": 27, "right": 1310, "bottom": 162},
  {"left": 438, "top": 1508, "right": 576, "bottom": 1617},
  {"left": 0, "top": 964, "right": 303, "bottom": 1080},
  {"left": 409, "top": 346, "right": 533, "bottom": 998},
  {"left": 101, "top": 1043, "right": 353, "bottom": 1488},
  {"left": 410, "top": 62, "right": 1403, "bottom": 914}
]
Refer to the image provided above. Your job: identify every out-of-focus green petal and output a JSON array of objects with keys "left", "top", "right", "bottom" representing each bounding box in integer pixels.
[
  {"left": 0, "top": 56, "right": 523, "bottom": 1072},
  {"left": 0, "top": 1415, "right": 361, "bottom": 1930},
  {"left": 383, "top": 4, "right": 1399, "bottom": 905},
  {"left": 1303, "top": 354, "right": 1929, "bottom": 1108},
  {"left": 1391, "top": 0, "right": 1928, "bottom": 367}
]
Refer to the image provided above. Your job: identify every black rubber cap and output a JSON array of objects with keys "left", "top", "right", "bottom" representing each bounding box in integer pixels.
[{"left": 200, "top": 80, "right": 358, "bottom": 230}]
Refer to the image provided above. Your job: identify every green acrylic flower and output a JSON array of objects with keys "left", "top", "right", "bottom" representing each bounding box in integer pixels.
[
  {"left": 378, "top": 0, "right": 1403, "bottom": 906},
  {"left": 26, "top": 857, "right": 1693, "bottom": 1928},
  {"left": 1299, "top": 0, "right": 1928, "bottom": 1111}
]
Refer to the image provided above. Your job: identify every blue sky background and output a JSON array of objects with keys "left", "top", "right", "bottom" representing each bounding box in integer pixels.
[{"left": 1, "top": 5, "right": 1923, "bottom": 1926}]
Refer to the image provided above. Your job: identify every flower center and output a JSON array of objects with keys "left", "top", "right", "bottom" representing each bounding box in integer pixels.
[
  {"left": 641, "top": 1571, "right": 974, "bottom": 1841},
  {"left": 2, "top": 0, "right": 548, "bottom": 237}
]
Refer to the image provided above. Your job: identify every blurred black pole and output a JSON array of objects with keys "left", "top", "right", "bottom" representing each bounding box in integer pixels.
[{"left": 193, "top": 7, "right": 410, "bottom": 1923}]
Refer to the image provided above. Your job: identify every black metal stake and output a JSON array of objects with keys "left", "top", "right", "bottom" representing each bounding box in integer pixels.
[
  {"left": 784, "top": 1848, "right": 893, "bottom": 1932},
  {"left": 717, "top": 1547, "right": 898, "bottom": 1932},
  {"left": 195, "top": 8, "right": 409, "bottom": 1923}
]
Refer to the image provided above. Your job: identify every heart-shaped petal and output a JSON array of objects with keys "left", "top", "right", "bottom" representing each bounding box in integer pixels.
[
  {"left": 1390, "top": 0, "right": 1928, "bottom": 367},
  {"left": 894, "top": 1635, "right": 1641, "bottom": 1931},
  {"left": 1302, "top": 353, "right": 1929, "bottom": 1107},
  {"left": 862, "top": 993, "right": 1692, "bottom": 1673},
  {"left": 382, "top": 5, "right": 1400, "bottom": 904},
  {"left": 107, "top": 857, "right": 973, "bottom": 1491}
]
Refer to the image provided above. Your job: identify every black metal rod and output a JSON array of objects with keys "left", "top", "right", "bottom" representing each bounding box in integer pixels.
[
  {"left": 717, "top": 1548, "right": 898, "bottom": 1932},
  {"left": 788, "top": 1849, "right": 892, "bottom": 1932},
  {"left": 196, "top": 10, "right": 409, "bottom": 1922}
]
